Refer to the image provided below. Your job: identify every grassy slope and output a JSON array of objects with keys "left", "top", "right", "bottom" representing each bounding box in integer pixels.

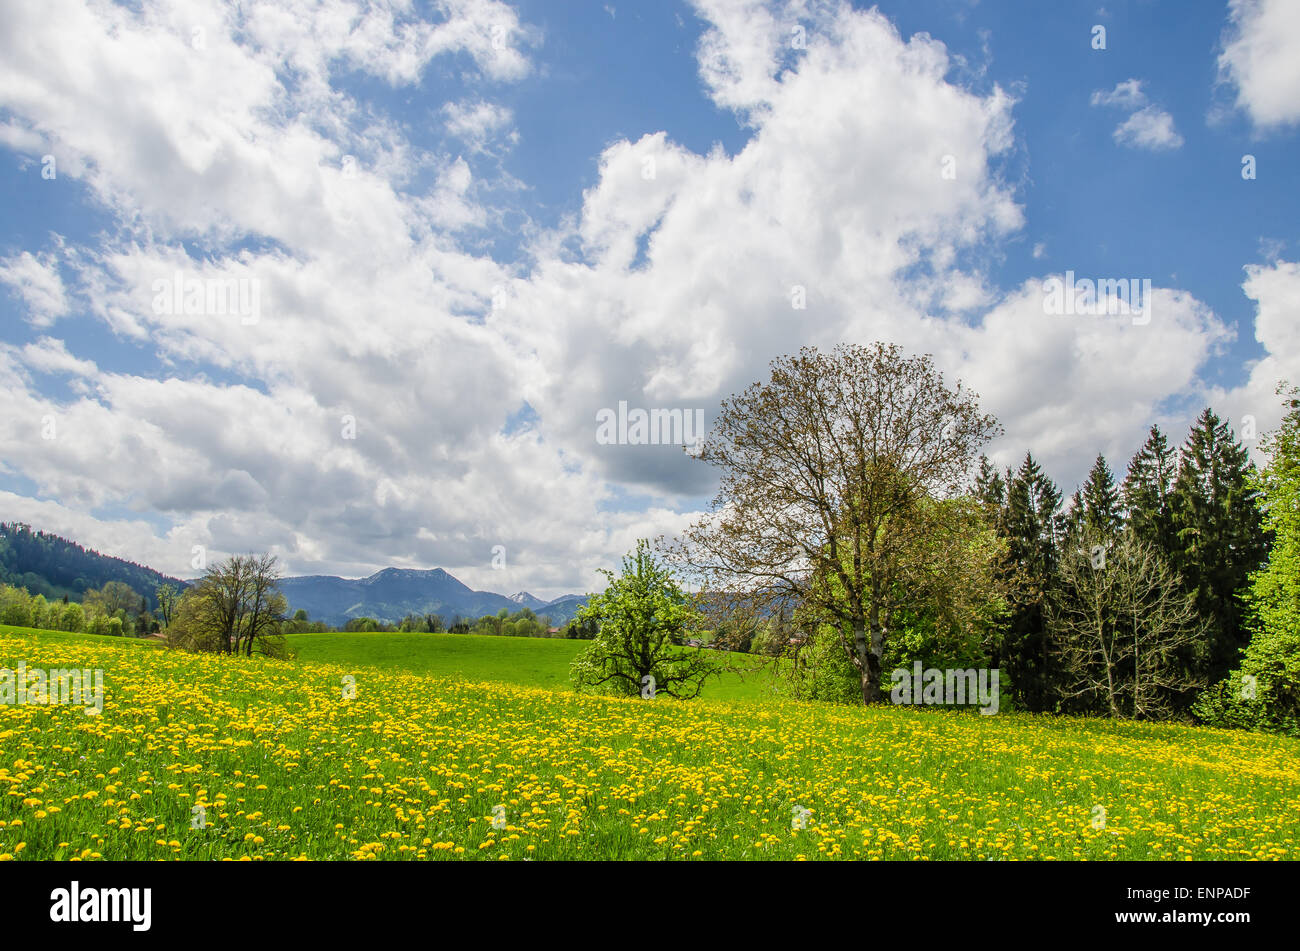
[
  {"left": 0, "top": 626, "right": 780, "bottom": 700},
  {"left": 2, "top": 628, "right": 1298, "bottom": 861},
  {"left": 0, "top": 626, "right": 159, "bottom": 648},
  {"left": 286, "top": 630, "right": 781, "bottom": 701}
]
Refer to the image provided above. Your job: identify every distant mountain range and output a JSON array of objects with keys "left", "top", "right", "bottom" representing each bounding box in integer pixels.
[
  {"left": 1, "top": 521, "right": 589, "bottom": 627},
  {"left": 276, "top": 568, "right": 590, "bottom": 627}
]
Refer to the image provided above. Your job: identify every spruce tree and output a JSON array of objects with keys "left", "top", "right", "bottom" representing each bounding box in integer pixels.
[
  {"left": 1171, "top": 408, "right": 1270, "bottom": 682},
  {"left": 999, "top": 452, "right": 1064, "bottom": 712},
  {"left": 1123, "top": 425, "right": 1177, "bottom": 557},
  {"left": 1063, "top": 489, "right": 1084, "bottom": 539},
  {"left": 1080, "top": 454, "right": 1123, "bottom": 538},
  {"left": 974, "top": 455, "right": 1006, "bottom": 510}
]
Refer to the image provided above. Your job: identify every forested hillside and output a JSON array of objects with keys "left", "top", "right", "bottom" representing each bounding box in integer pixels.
[{"left": 0, "top": 522, "right": 186, "bottom": 609}]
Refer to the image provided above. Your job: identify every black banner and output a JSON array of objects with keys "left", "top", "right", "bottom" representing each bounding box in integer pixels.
[{"left": 0, "top": 859, "right": 1286, "bottom": 939}]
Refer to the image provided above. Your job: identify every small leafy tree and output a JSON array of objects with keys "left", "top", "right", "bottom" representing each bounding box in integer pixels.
[
  {"left": 570, "top": 540, "right": 718, "bottom": 699},
  {"left": 156, "top": 583, "right": 179, "bottom": 628},
  {"left": 783, "top": 618, "right": 862, "bottom": 704},
  {"left": 0, "top": 584, "right": 33, "bottom": 628},
  {"left": 59, "top": 601, "right": 85, "bottom": 633}
]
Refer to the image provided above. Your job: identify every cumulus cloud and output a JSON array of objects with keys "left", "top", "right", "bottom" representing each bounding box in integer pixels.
[
  {"left": 1113, "top": 106, "right": 1184, "bottom": 151},
  {"left": 1091, "top": 79, "right": 1183, "bottom": 151},
  {"left": 1218, "top": 0, "right": 1300, "bottom": 129},
  {"left": 946, "top": 280, "right": 1229, "bottom": 484},
  {"left": 1090, "top": 78, "right": 1146, "bottom": 110},
  {"left": 0, "top": 0, "right": 1251, "bottom": 594},
  {"left": 1206, "top": 259, "right": 1300, "bottom": 454}
]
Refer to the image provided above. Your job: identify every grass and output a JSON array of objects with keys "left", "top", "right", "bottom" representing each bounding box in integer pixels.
[
  {"left": 285, "top": 630, "right": 781, "bottom": 701},
  {"left": 0, "top": 626, "right": 160, "bottom": 648},
  {"left": 2, "top": 625, "right": 1299, "bottom": 861}
]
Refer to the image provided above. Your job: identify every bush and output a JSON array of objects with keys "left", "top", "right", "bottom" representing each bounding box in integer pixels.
[{"left": 1193, "top": 630, "right": 1300, "bottom": 737}]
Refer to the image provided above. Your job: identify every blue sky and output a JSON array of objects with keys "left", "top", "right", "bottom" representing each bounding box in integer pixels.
[{"left": 1, "top": 0, "right": 1298, "bottom": 596}]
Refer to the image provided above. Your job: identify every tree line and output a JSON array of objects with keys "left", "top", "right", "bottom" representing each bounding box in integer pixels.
[
  {"left": 9, "top": 341, "right": 1294, "bottom": 735},
  {"left": 2, "top": 564, "right": 592, "bottom": 644},
  {"left": 569, "top": 343, "right": 1297, "bottom": 735},
  {"left": 0, "top": 579, "right": 163, "bottom": 637}
]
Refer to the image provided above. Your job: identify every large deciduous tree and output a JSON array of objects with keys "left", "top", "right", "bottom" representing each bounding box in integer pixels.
[
  {"left": 1050, "top": 528, "right": 1207, "bottom": 719},
  {"left": 668, "top": 342, "right": 1001, "bottom": 704},
  {"left": 167, "top": 553, "right": 287, "bottom": 657},
  {"left": 84, "top": 580, "right": 140, "bottom": 619}
]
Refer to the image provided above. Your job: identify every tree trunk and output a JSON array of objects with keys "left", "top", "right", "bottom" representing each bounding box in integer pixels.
[{"left": 857, "top": 616, "right": 883, "bottom": 704}]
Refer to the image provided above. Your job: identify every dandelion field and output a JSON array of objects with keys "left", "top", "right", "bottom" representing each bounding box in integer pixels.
[{"left": 2, "top": 627, "right": 1298, "bottom": 861}]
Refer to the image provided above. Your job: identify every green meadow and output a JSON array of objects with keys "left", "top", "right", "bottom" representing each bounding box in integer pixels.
[
  {"left": 1, "top": 625, "right": 1298, "bottom": 861},
  {"left": 285, "top": 630, "right": 780, "bottom": 701}
]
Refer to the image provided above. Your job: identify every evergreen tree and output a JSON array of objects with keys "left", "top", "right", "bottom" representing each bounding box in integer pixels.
[
  {"left": 1170, "top": 408, "right": 1270, "bottom": 682},
  {"left": 1062, "top": 489, "right": 1085, "bottom": 539},
  {"left": 1123, "top": 425, "right": 1177, "bottom": 556},
  {"left": 1080, "top": 454, "right": 1123, "bottom": 538},
  {"left": 974, "top": 455, "right": 1006, "bottom": 510},
  {"left": 998, "top": 453, "right": 1064, "bottom": 711}
]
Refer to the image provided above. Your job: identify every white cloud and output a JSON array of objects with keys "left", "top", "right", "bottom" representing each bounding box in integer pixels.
[
  {"left": 0, "top": 0, "right": 1251, "bottom": 594},
  {"left": 1113, "top": 106, "right": 1184, "bottom": 151},
  {"left": 1090, "top": 78, "right": 1147, "bottom": 109},
  {"left": 442, "top": 99, "right": 517, "bottom": 153},
  {"left": 1091, "top": 79, "right": 1182, "bottom": 151},
  {"left": 1208, "top": 259, "right": 1300, "bottom": 454},
  {"left": 15, "top": 337, "right": 98, "bottom": 378},
  {"left": 0, "top": 121, "right": 45, "bottom": 155},
  {"left": 0, "top": 251, "right": 70, "bottom": 326},
  {"left": 945, "top": 280, "right": 1230, "bottom": 487},
  {"left": 1218, "top": 0, "right": 1300, "bottom": 129}
]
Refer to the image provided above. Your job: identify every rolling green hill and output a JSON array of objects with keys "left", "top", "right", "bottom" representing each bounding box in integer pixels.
[{"left": 285, "top": 630, "right": 779, "bottom": 701}]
